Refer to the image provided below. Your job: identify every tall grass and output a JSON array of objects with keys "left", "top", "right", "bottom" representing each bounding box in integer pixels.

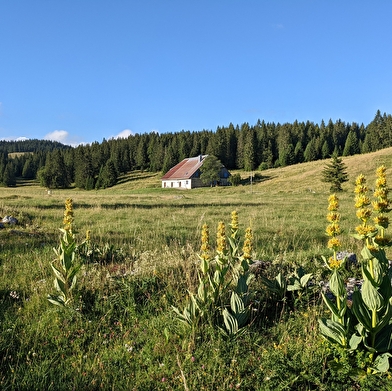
[{"left": 1, "top": 149, "right": 392, "bottom": 389}]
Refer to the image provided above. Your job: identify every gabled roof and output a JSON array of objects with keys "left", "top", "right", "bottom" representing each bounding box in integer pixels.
[{"left": 161, "top": 155, "right": 207, "bottom": 180}]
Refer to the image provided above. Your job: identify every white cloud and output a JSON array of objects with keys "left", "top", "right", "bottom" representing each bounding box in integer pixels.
[
  {"left": 44, "top": 130, "right": 82, "bottom": 147},
  {"left": 112, "top": 129, "right": 133, "bottom": 140},
  {"left": 44, "top": 130, "right": 69, "bottom": 143}
]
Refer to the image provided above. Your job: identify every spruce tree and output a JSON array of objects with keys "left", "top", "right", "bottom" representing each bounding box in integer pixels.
[
  {"left": 321, "top": 154, "right": 349, "bottom": 192},
  {"left": 200, "top": 155, "right": 222, "bottom": 186}
]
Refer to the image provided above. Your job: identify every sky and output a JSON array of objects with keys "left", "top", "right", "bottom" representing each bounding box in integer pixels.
[{"left": 1, "top": 1, "right": 392, "bottom": 146}]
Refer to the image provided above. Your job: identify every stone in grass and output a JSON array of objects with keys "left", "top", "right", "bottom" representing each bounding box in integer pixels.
[
  {"left": 1, "top": 216, "right": 18, "bottom": 225},
  {"left": 336, "top": 251, "right": 357, "bottom": 266}
]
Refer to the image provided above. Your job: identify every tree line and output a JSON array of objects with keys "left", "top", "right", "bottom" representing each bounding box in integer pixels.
[{"left": 1, "top": 110, "right": 391, "bottom": 189}]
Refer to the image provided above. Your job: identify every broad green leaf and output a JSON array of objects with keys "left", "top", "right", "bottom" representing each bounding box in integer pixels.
[
  {"left": 371, "top": 352, "right": 392, "bottom": 372},
  {"left": 329, "top": 270, "right": 346, "bottom": 298},
  {"left": 230, "top": 292, "right": 249, "bottom": 327},
  {"left": 348, "top": 333, "right": 363, "bottom": 351},
  {"left": 352, "top": 290, "right": 372, "bottom": 330},
  {"left": 287, "top": 281, "right": 301, "bottom": 292},
  {"left": 54, "top": 277, "right": 66, "bottom": 296},
  {"left": 362, "top": 279, "right": 383, "bottom": 311},
  {"left": 374, "top": 300, "right": 392, "bottom": 334},
  {"left": 300, "top": 273, "right": 313, "bottom": 288},
  {"left": 321, "top": 292, "right": 340, "bottom": 318},
  {"left": 318, "top": 318, "right": 347, "bottom": 347},
  {"left": 51, "top": 264, "right": 66, "bottom": 284},
  {"left": 374, "top": 324, "right": 392, "bottom": 353},
  {"left": 47, "top": 294, "right": 65, "bottom": 307},
  {"left": 236, "top": 274, "right": 249, "bottom": 295},
  {"left": 361, "top": 245, "right": 374, "bottom": 262},
  {"left": 222, "top": 308, "right": 239, "bottom": 335},
  {"left": 230, "top": 292, "right": 244, "bottom": 314}
]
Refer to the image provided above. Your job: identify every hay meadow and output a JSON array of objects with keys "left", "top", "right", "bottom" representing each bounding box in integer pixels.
[{"left": 2, "top": 149, "right": 392, "bottom": 390}]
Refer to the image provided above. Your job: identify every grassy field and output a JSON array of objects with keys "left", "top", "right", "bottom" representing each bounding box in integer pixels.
[{"left": 1, "top": 149, "right": 392, "bottom": 390}]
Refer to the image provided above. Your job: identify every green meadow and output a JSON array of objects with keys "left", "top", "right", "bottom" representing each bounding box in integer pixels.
[{"left": 2, "top": 148, "right": 392, "bottom": 390}]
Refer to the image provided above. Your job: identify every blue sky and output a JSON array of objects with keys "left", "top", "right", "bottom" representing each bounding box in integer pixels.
[{"left": 1, "top": 1, "right": 391, "bottom": 145}]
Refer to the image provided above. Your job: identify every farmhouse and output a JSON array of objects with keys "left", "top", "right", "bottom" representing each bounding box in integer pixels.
[{"left": 161, "top": 155, "right": 231, "bottom": 189}]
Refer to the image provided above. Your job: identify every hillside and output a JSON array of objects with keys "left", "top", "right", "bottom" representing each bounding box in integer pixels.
[{"left": 112, "top": 147, "right": 392, "bottom": 194}]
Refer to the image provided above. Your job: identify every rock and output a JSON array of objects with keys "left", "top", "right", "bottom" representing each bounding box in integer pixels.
[
  {"left": 1, "top": 216, "right": 18, "bottom": 225},
  {"left": 249, "top": 260, "right": 271, "bottom": 276},
  {"left": 336, "top": 251, "right": 357, "bottom": 265}
]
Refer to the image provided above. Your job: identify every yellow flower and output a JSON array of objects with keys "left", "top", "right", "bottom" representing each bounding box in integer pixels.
[
  {"left": 327, "top": 194, "right": 339, "bottom": 211},
  {"left": 355, "top": 195, "right": 371, "bottom": 209},
  {"left": 374, "top": 236, "right": 391, "bottom": 247},
  {"left": 216, "top": 221, "right": 226, "bottom": 253},
  {"left": 63, "top": 198, "right": 74, "bottom": 231},
  {"left": 366, "top": 244, "right": 378, "bottom": 254},
  {"left": 374, "top": 215, "right": 389, "bottom": 228},
  {"left": 355, "top": 225, "right": 377, "bottom": 237},
  {"left": 354, "top": 184, "right": 368, "bottom": 194},
  {"left": 355, "top": 174, "right": 367, "bottom": 186},
  {"left": 326, "top": 212, "right": 340, "bottom": 223},
  {"left": 374, "top": 188, "right": 389, "bottom": 199},
  {"left": 242, "top": 227, "right": 253, "bottom": 259},
  {"left": 327, "top": 237, "right": 341, "bottom": 250},
  {"left": 200, "top": 223, "right": 210, "bottom": 260},
  {"left": 328, "top": 257, "right": 342, "bottom": 269},
  {"left": 85, "top": 230, "right": 91, "bottom": 241},
  {"left": 356, "top": 208, "right": 372, "bottom": 221},
  {"left": 230, "top": 210, "right": 239, "bottom": 237},
  {"left": 376, "top": 165, "right": 387, "bottom": 177},
  {"left": 376, "top": 176, "right": 387, "bottom": 188},
  {"left": 372, "top": 200, "right": 389, "bottom": 212},
  {"left": 326, "top": 224, "right": 341, "bottom": 237}
]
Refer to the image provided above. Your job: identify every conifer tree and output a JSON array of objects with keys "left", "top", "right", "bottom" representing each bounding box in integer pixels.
[
  {"left": 200, "top": 155, "right": 222, "bottom": 186},
  {"left": 321, "top": 154, "right": 349, "bottom": 192}
]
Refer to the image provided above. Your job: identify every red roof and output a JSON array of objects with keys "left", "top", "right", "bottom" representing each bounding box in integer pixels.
[{"left": 161, "top": 155, "right": 206, "bottom": 180}]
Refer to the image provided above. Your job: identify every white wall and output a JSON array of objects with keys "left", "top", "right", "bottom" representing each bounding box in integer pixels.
[{"left": 162, "top": 180, "right": 192, "bottom": 189}]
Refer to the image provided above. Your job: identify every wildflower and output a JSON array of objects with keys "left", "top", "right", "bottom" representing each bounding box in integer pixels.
[
  {"left": 327, "top": 194, "right": 339, "bottom": 211},
  {"left": 63, "top": 198, "right": 74, "bottom": 232},
  {"left": 325, "top": 193, "right": 343, "bottom": 267},
  {"left": 374, "top": 215, "right": 389, "bottom": 228},
  {"left": 373, "top": 165, "right": 391, "bottom": 242},
  {"left": 374, "top": 236, "right": 391, "bottom": 247},
  {"left": 355, "top": 174, "right": 367, "bottom": 186},
  {"left": 355, "top": 225, "right": 377, "bottom": 237},
  {"left": 376, "top": 176, "right": 387, "bottom": 188},
  {"left": 242, "top": 227, "right": 253, "bottom": 259},
  {"left": 326, "top": 212, "right": 340, "bottom": 223},
  {"left": 230, "top": 210, "right": 239, "bottom": 237},
  {"left": 374, "top": 188, "right": 389, "bottom": 199},
  {"left": 328, "top": 257, "right": 342, "bottom": 269},
  {"left": 9, "top": 291, "right": 19, "bottom": 299},
  {"left": 200, "top": 224, "right": 210, "bottom": 261},
  {"left": 216, "top": 221, "right": 226, "bottom": 254},
  {"left": 376, "top": 165, "right": 387, "bottom": 177},
  {"left": 355, "top": 195, "right": 371, "bottom": 209},
  {"left": 356, "top": 208, "right": 372, "bottom": 221},
  {"left": 327, "top": 237, "right": 341, "bottom": 251},
  {"left": 85, "top": 230, "right": 91, "bottom": 241},
  {"left": 372, "top": 200, "right": 389, "bottom": 212},
  {"left": 326, "top": 224, "right": 341, "bottom": 236}
]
